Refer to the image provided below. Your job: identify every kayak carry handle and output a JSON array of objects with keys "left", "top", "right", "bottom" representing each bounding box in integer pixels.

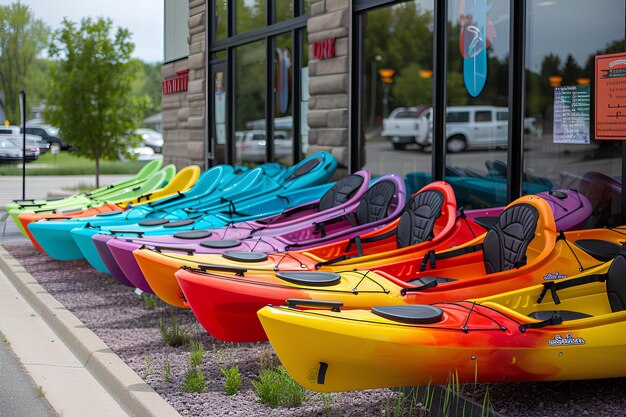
[
  {"left": 153, "top": 245, "right": 195, "bottom": 256},
  {"left": 285, "top": 298, "right": 343, "bottom": 312},
  {"left": 196, "top": 264, "right": 247, "bottom": 277},
  {"left": 110, "top": 230, "right": 144, "bottom": 237}
]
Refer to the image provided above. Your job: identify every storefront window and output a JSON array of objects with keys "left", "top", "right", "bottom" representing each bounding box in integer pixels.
[
  {"left": 235, "top": 40, "right": 266, "bottom": 165},
  {"left": 275, "top": 0, "right": 293, "bottom": 23},
  {"left": 273, "top": 33, "right": 294, "bottom": 164},
  {"left": 236, "top": 0, "right": 266, "bottom": 34},
  {"left": 215, "top": 0, "right": 227, "bottom": 40},
  {"left": 444, "top": 0, "right": 512, "bottom": 209},
  {"left": 525, "top": 0, "right": 625, "bottom": 227},
  {"left": 301, "top": 33, "right": 310, "bottom": 162},
  {"left": 213, "top": 68, "right": 227, "bottom": 164},
  {"left": 360, "top": 0, "right": 434, "bottom": 182}
]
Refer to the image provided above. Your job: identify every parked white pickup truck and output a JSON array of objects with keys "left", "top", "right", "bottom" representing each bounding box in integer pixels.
[
  {"left": 0, "top": 125, "right": 49, "bottom": 153},
  {"left": 380, "top": 106, "right": 429, "bottom": 150}
]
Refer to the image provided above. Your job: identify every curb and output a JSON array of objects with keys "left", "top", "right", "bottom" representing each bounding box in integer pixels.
[{"left": 0, "top": 245, "right": 182, "bottom": 417}]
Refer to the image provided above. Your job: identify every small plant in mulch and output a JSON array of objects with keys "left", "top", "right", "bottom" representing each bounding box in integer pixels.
[
  {"left": 259, "top": 347, "right": 277, "bottom": 372},
  {"left": 163, "top": 356, "right": 171, "bottom": 383},
  {"left": 159, "top": 314, "right": 191, "bottom": 347},
  {"left": 221, "top": 365, "right": 241, "bottom": 396},
  {"left": 180, "top": 341, "right": 207, "bottom": 393},
  {"left": 144, "top": 354, "right": 153, "bottom": 376},
  {"left": 142, "top": 293, "right": 158, "bottom": 310},
  {"left": 252, "top": 365, "right": 308, "bottom": 408},
  {"left": 381, "top": 390, "right": 426, "bottom": 417}
]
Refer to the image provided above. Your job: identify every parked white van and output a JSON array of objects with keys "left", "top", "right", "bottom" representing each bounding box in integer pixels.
[{"left": 415, "top": 106, "right": 509, "bottom": 153}]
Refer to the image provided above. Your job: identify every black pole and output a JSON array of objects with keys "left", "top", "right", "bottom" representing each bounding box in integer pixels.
[
  {"left": 431, "top": 0, "right": 447, "bottom": 181},
  {"left": 507, "top": 0, "right": 526, "bottom": 202},
  {"left": 20, "top": 90, "right": 26, "bottom": 200}
]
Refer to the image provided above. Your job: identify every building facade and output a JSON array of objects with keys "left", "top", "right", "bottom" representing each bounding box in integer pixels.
[{"left": 163, "top": 0, "right": 626, "bottom": 226}]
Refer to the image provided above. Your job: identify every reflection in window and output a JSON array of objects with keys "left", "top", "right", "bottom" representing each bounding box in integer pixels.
[
  {"left": 213, "top": 70, "right": 226, "bottom": 164},
  {"left": 215, "top": 0, "right": 227, "bottom": 40},
  {"left": 525, "top": 0, "right": 625, "bottom": 227},
  {"left": 275, "top": 0, "right": 293, "bottom": 23},
  {"left": 235, "top": 40, "right": 266, "bottom": 165},
  {"left": 236, "top": 0, "right": 266, "bottom": 34},
  {"left": 274, "top": 33, "right": 294, "bottom": 164},
  {"left": 444, "top": 0, "right": 512, "bottom": 209},
  {"left": 360, "top": 0, "right": 435, "bottom": 182}
]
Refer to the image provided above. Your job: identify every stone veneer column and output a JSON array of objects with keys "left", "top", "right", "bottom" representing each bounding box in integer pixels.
[
  {"left": 162, "top": 0, "right": 207, "bottom": 169},
  {"left": 306, "top": 0, "right": 350, "bottom": 170}
]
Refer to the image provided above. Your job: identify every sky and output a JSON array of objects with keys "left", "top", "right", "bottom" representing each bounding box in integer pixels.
[{"left": 1, "top": 0, "right": 164, "bottom": 62}]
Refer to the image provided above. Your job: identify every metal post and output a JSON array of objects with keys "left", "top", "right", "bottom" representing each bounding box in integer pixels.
[
  {"left": 20, "top": 90, "right": 26, "bottom": 200},
  {"left": 431, "top": 0, "right": 447, "bottom": 181},
  {"left": 507, "top": 0, "right": 526, "bottom": 202}
]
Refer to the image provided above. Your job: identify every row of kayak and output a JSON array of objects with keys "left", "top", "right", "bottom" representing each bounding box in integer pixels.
[{"left": 9, "top": 153, "right": 626, "bottom": 391}]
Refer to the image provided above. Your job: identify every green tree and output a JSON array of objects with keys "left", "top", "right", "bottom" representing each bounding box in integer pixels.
[
  {"left": 0, "top": 3, "right": 49, "bottom": 123},
  {"left": 46, "top": 17, "right": 147, "bottom": 187},
  {"left": 131, "top": 59, "right": 162, "bottom": 119}
]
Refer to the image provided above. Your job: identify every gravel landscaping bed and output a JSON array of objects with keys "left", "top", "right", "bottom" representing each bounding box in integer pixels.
[
  {"left": 4, "top": 243, "right": 430, "bottom": 417},
  {"left": 8, "top": 242, "right": 626, "bottom": 417}
]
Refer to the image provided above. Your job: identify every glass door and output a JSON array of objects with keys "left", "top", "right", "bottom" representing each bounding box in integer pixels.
[{"left": 210, "top": 60, "right": 227, "bottom": 165}]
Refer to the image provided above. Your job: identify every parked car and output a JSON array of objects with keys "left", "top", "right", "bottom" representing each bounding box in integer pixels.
[
  {"left": 235, "top": 130, "right": 291, "bottom": 162},
  {"left": 415, "top": 106, "right": 509, "bottom": 152},
  {"left": 133, "top": 128, "right": 164, "bottom": 153},
  {"left": 23, "top": 122, "right": 69, "bottom": 150},
  {"left": 0, "top": 137, "right": 40, "bottom": 163},
  {"left": 381, "top": 106, "right": 430, "bottom": 150},
  {"left": 0, "top": 126, "right": 49, "bottom": 154}
]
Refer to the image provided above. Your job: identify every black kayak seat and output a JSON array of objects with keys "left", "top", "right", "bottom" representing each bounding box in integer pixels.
[
  {"left": 574, "top": 239, "right": 621, "bottom": 263},
  {"left": 406, "top": 276, "right": 455, "bottom": 286},
  {"left": 483, "top": 203, "right": 539, "bottom": 274},
  {"left": 528, "top": 310, "right": 591, "bottom": 321},
  {"left": 200, "top": 239, "right": 242, "bottom": 249},
  {"left": 138, "top": 218, "right": 170, "bottom": 226},
  {"left": 472, "top": 216, "right": 498, "bottom": 229},
  {"left": 396, "top": 189, "right": 444, "bottom": 248},
  {"left": 173, "top": 230, "right": 212, "bottom": 239},
  {"left": 164, "top": 219, "right": 195, "bottom": 228},
  {"left": 276, "top": 271, "right": 341, "bottom": 286},
  {"left": 372, "top": 305, "right": 444, "bottom": 324},
  {"left": 222, "top": 251, "right": 269, "bottom": 262},
  {"left": 284, "top": 157, "right": 324, "bottom": 182},
  {"left": 96, "top": 211, "right": 121, "bottom": 217},
  {"left": 355, "top": 180, "right": 397, "bottom": 225},
  {"left": 318, "top": 175, "right": 365, "bottom": 211}
]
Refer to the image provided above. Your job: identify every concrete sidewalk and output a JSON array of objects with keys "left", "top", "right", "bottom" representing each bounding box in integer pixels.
[{"left": 0, "top": 245, "right": 182, "bottom": 417}]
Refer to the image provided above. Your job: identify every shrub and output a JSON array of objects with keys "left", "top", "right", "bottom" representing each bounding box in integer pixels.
[
  {"left": 159, "top": 315, "right": 191, "bottom": 347},
  {"left": 252, "top": 366, "right": 308, "bottom": 408},
  {"left": 181, "top": 367, "right": 206, "bottom": 393},
  {"left": 259, "top": 347, "right": 277, "bottom": 372},
  {"left": 143, "top": 293, "right": 157, "bottom": 310},
  {"left": 163, "top": 357, "right": 171, "bottom": 383},
  {"left": 188, "top": 340, "right": 205, "bottom": 368},
  {"left": 221, "top": 366, "right": 241, "bottom": 396}
]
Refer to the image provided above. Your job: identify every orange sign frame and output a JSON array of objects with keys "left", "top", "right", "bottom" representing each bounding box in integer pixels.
[{"left": 595, "top": 52, "right": 626, "bottom": 140}]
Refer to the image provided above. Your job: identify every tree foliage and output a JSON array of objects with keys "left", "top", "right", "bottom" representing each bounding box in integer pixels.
[
  {"left": 0, "top": 3, "right": 49, "bottom": 123},
  {"left": 131, "top": 59, "right": 162, "bottom": 119},
  {"left": 45, "top": 17, "right": 147, "bottom": 186}
]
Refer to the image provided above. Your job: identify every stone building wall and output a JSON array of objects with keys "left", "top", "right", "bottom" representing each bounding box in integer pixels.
[
  {"left": 161, "top": 0, "right": 207, "bottom": 170},
  {"left": 306, "top": 0, "right": 350, "bottom": 170}
]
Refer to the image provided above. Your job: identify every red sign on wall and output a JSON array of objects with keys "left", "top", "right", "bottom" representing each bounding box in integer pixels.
[
  {"left": 162, "top": 69, "right": 189, "bottom": 94},
  {"left": 595, "top": 52, "right": 626, "bottom": 140},
  {"left": 313, "top": 38, "right": 336, "bottom": 60}
]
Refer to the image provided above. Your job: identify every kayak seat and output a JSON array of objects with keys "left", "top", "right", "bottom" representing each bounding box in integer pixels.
[
  {"left": 283, "top": 157, "right": 324, "bottom": 182},
  {"left": 276, "top": 271, "right": 341, "bottom": 286},
  {"left": 371, "top": 305, "right": 444, "bottom": 324},
  {"left": 138, "top": 218, "right": 170, "bottom": 226},
  {"left": 407, "top": 276, "right": 454, "bottom": 286},
  {"left": 483, "top": 203, "right": 538, "bottom": 274},
  {"left": 355, "top": 181, "right": 397, "bottom": 225},
  {"left": 574, "top": 239, "right": 621, "bottom": 263},
  {"left": 397, "top": 190, "right": 444, "bottom": 248},
  {"left": 164, "top": 219, "right": 195, "bottom": 228},
  {"left": 200, "top": 239, "right": 242, "bottom": 249},
  {"left": 173, "top": 230, "right": 213, "bottom": 239},
  {"left": 318, "top": 174, "right": 364, "bottom": 211},
  {"left": 528, "top": 310, "right": 591, "bottom": 321},
  {"left": 223, "top": 251, "right": 269, "bottom": 262}
]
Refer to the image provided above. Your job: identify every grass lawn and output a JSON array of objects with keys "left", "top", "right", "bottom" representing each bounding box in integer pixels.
[{"left": 0, "top": 152, "right": 153, "bottom": 175}]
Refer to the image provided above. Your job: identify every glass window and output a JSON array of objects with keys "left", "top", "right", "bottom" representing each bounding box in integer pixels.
[
  {"left": 215, "top": 0, "right": 227, "bottom": 40},
  {"left": 236, "top": 0, "right": 267, "bottom": 34},
  {"left": 235, "top": 40, "right": 266, "bottom": 165},
  {"left": 276, "top": 0, "right": 293, "bottom": 23},
  {"left": 359, "top": 0, "right": 435, "bottom": 185},
  {"left": 444, "top": 0, "right": 511, "bottom": 209},
  {"left": 300, "top": 31, "right": 310, "bottom": 162},
  {"left": 496, "top": 111, "right": 508, "bottom": 121},
  {"left": 274, "top": 33, "right": 294, "bottom": 164},
  {"left": 164, "top": 0, "right": 190, "bottom": 61},
  {"left": 213, "top": 68, "right": 227, "bottom": 164},
  {"left": 525, "top": 0, "right": 625, "bottom": 228}
]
